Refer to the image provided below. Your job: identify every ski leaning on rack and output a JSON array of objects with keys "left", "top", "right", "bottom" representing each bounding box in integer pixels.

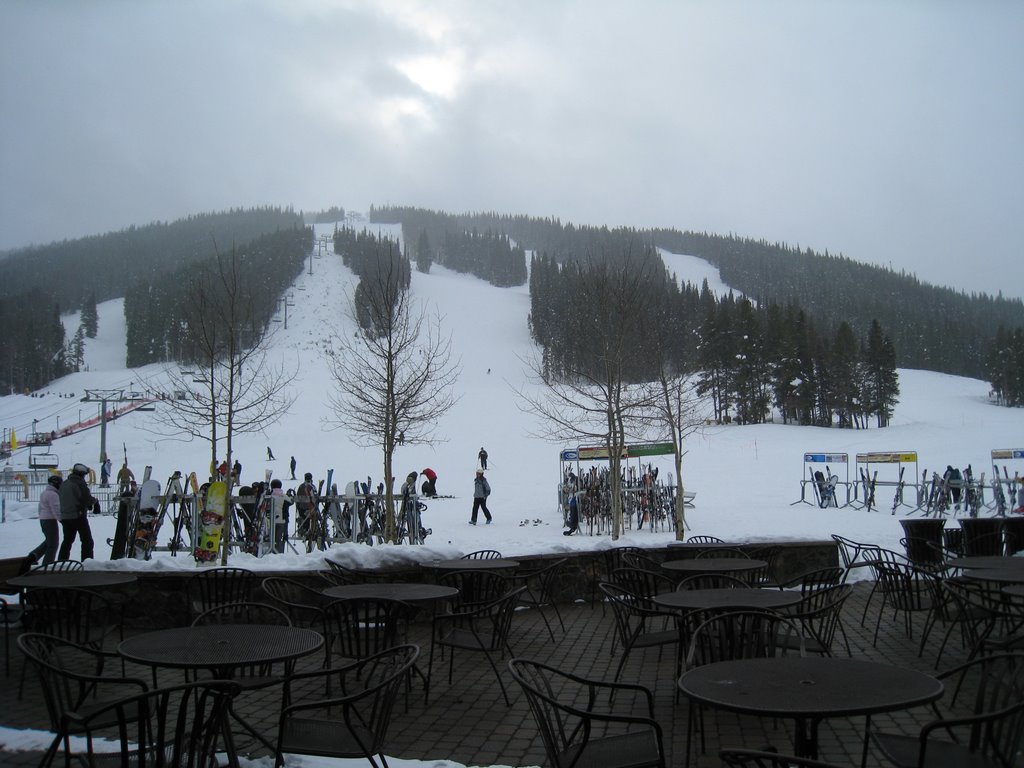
[
  {"left": 890, "top": 466, "right": 906, "bottom": 515},
  {"left": 993, "top": 463, "right": 1008, "bottom": 515}
]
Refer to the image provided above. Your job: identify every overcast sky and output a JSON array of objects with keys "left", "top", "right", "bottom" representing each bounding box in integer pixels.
[{"left": 2, "top": 0, "right": 1021, "bottom": 298}]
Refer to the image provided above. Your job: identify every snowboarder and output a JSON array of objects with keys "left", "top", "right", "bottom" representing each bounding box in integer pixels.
[
  {"left": 469, "top": 468, "right": 492, "bottom": 525},
  {"left": 58, "top": 462, "right": 97, "bottom": 561},
  {"left": 289, "top": 456, "right": 297, "bottom": 480},
  {"left": 420, "top": 467, "right": 438, "bottom": 497},
  {"left": 28, "top": 474, "right": 62, "bottom": 565},
  {"left": 478, "top": 447, "right": 488, "bottom": 470}
]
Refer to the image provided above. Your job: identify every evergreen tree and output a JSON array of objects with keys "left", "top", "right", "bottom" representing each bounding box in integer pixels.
[{"left": 81, "top": 292, "right": 98, "bottom": 338}]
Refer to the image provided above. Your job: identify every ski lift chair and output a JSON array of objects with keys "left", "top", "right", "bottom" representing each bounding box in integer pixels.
[
  {"left": 871, "top": 652, "right": 1024, "bottom": 768},
  {"left": 186, "top": 566, "right": 256, "bottom": 623},
  {"left": 427, "top": 585, "right": 526, "bottom": 705},
  {"left": 509, "top": 557, "right": 568, "bottom": 641},
  {"left": 18, "top": 632, "right": 149, "bottom": 768},
  {"left": 460, "top": 549, "right": 503, "bottom": 560},
  {"left": 274, "top": 644, "right": 419, "bottom": 768},
  {"left": 508, "top": 657, "right": 667, "bottom": 768}
]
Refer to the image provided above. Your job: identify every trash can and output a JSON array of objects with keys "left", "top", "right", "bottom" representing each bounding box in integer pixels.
[
  {"left": 899, "top": 518, "right": 946, "bottom": 565},
  {"left": 958, "top": 517, "right": 1004, "bottom": 556}
]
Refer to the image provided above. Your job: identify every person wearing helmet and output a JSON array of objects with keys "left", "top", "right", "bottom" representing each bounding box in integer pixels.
[
  {"left": 28, "top": 474, "right": 62, "bottom": 565},
  {"left": 58, "top": 463, "right": 97, "bottom": 561}
]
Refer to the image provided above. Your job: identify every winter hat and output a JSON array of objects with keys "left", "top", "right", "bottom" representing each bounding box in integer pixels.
[
  {"left": 476, "top": 468, "right": 484, "bottom": 475},
  {"left": 304, "top": 472, "right": 313, "bottom": 481},
  {"left": 47, "top": 474, "right": 62, "bottom": 488},
  {"left": 72, "top": 463, "right": 90, "bottom": 475}
]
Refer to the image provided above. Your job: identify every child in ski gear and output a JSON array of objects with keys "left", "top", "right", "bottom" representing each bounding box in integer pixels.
[
  {"left": 470, "top": 469, "right": 492, "bottom": 525},
  {"left": 420, "top": 467, "right": 438, "bottom": 497},
  {"left": 29, "top": 474, "right": 62, "bottom": 565},
  {"left": 58, "top": 463, "right": 96, "bottom": 561},
  {"left": 478, "top": 447, "right": 488, "bottom": 470}
]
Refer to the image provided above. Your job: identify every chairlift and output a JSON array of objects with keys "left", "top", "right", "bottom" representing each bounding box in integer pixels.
[{"left": 28, "top": 447, "right": 59, "bottom": 469}]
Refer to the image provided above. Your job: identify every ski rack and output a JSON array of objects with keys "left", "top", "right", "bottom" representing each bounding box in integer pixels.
[
  {"left": 991, "top": 449, "right": 1024, "bottom": 515},
  {"left": 853, "top": 451, "right": 919, "bottom": 513},
  {"left": 792, "top": 453, "right": 850, "bottom": 507}
]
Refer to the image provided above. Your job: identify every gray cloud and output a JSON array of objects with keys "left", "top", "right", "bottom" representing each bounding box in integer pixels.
[{"left": 2, "top": 0, "right": 1021, "bottom": 297}]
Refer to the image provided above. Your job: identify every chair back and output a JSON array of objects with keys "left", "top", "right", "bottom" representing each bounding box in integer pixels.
[
  {"left": 675, "top": 573, "right": 749, "bottom": 591},
  {"left": 22, "top": 586, "right": 116, "bottom": 649},
  {"left": 322, "top": 597, "right": 415, "bottom": 661},
  {"left": 186, "top": 567, "right": 255, "bottom": 621},
  {"left": 611, "top": 567, "right": 673, "bottom": 599},
  {"left": 831, "top": 534, "right": 881, "bottom": 572},
  {"left": 191, "top": 601, "right": 291, "bottom": 626},
  {"left": 279, "top": 644, "right": 419, "bottom": 763},
  {"left": 508, "top": 657, "right": 666, "bottom": 768},
  {"left": 30, "top": 560, "right": 84, "bottom": 573},
  {"left": 324, "top": 559, "right": 372, "bottom": 583},
  {"left": 439, "top": 569, "right": 509, "bottom": 610},
  {"left": 778, "top": 566, "right": 844, "bottom": 594},
  {"left": 686, "top": 609, "right": 804, "bottom": 668},
  {"left": 621, "top": 551, "right": 661, "bottom": 571},
  {"left": 784, "top": 583, "right": 852, "bottom": 655},
  {"left": 695, "top": 548, "right": 749, "bottom": 559},
  {"left": 18, "top": 632, "right": 148, "bottom": 733},
  {"left": 460, "top": 549, "right": 503, "bottom": 560},
  {"left": 66, "top": 681, "right": 238, "bottom": 768},
  {"left": 262, "top": 576, "right": 326, "bottom": 626},
  {"left": 686, "top": 536, "right": 725, "bottom": 544}
]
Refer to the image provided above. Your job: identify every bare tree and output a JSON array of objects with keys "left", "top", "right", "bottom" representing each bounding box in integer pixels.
[
  {"left": 516, "top": 255, "right": 657, "bottom": 540},
  {"left": 325, "top": 247, "right": 460, "bottom": 543},
  {"left": 146, "top": 247, "right": 297, "bottom": 561}
]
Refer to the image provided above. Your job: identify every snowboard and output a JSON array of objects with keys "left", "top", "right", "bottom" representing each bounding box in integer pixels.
[
  {"left": 109, "top": 485, "right": 140, "bottom": 559},
  {"left": 130, "top": 479, "right": 162, "bottom": 560},
  {"left": 194, "top": 480, "right": 228, "bottom": 564}
]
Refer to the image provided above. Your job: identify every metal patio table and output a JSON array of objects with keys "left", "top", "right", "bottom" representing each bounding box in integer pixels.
[
  {"left": 7, "top": 571, "right": 138, "bottom": 589},
  {"left": 653, "top": 587, "right": 801, "bottom": 613},
  {"left": 947, "top": 555, "right": 1024, "bottom": 571},
  {"left": 422, "top": 558, "right": 520, "bottom": 571},
  {"left": 323, "top": 581, "right": 459, "bottom": 604},
  {"left": 661, "top": 558, "right": 767, "bottom": 576},
  {"left": 962, "top": 567, "right": 1024, "bottom": 585},
  {"left": 678, "top": 656, "right": 943, "bottom": 767}
]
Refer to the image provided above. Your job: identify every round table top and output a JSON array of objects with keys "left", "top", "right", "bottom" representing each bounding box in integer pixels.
[
  {"left": 119, "top": 624, "right": 324, "bottom": 670},
  {"left": 652, "top": 588, "right": 801, "bottom": 612},
  {"left": 963, "top": 568, "right": 1024, "bottom": 585},
  {"left": 1001, "top": 584, "right": 1024, "bottom": 598},
  {"left": 678, "top": 657, "right": 943, "bottom": 719},
  {"left": 948, "top": 556, "right": 1024, "bottom": 570},
  {"left": 323, "top": 582, "right": 459, "bottom": 602},
  {"left": 661, "top": 558, "right": 767, "bottom": 574},
  {"left": 7, "top": 571, "right": 139, "bottom": 589},
  {"left": 422, "top": 559, "right": 520, "bottom": 570},
  {"left": 666, "top": 542, "right": 737, "bottom": 549}
]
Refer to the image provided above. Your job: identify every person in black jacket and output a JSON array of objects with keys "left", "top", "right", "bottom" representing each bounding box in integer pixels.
[{"left": 58, "top": 462, "right": 96, "bottom": 560}]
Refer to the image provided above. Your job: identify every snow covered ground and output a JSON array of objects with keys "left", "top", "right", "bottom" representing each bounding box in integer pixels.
[{"left": 2, "top": 221, "right": 1023, "bottom": 763}]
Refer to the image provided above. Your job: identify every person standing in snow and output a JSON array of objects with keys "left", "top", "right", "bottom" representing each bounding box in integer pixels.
[
  {"left": 267, "top": 446, "right": 275, "bottom": 461},
  {"left": 289, "top": 456, "right": 297, "bottom": 480},
  {"left": 58, "top": 462, "right": 96, "bottom": 561},
  {"left": 469, "top": 468, "right": 492, "bottom": 525},
  {"left": 117, "top": 462, "right": 135, "bottom": 495},
  {"left": 478, "top": 447, "right": 488, "bottom": 470},
  {"left": 29, "top": 475, "right": 62, "bottom": 565}
]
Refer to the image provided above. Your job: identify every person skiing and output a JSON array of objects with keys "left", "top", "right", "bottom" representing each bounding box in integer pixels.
[
  {"left": 58, "top": 462, "right": 97, "bottom": 561},
  {"left": 28, "top": 474, "right": 62, "bottom": 565},
  {"left": 296, "top": 472, "right": 318, "bottom": 538},
  {"left": 289, "top": 456, "right": 297, "bottom": 480},
  {"left": 267, "top": 446, "right": 275, "bottom": 461},
  {"left": 420, "top": 467, "right": 438, "bottom": 497},
  {"left": 478, "top": 447, "right": 488, "bottom": 470},
  {"left": 469, "top": 468, "right": 492, "bottom": 525},
  {"left": 116, "top": 462, "right": 135, "bottom": 495}
]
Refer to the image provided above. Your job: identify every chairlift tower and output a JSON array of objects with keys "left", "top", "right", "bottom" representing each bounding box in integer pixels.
[{"left": 80, "top": 388, "right": 148, "bottom": 466}]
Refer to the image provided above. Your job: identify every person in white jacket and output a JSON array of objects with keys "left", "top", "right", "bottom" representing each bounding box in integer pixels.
[{"left": 28, "top": 475, "right": 62, "bottom": 566}]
